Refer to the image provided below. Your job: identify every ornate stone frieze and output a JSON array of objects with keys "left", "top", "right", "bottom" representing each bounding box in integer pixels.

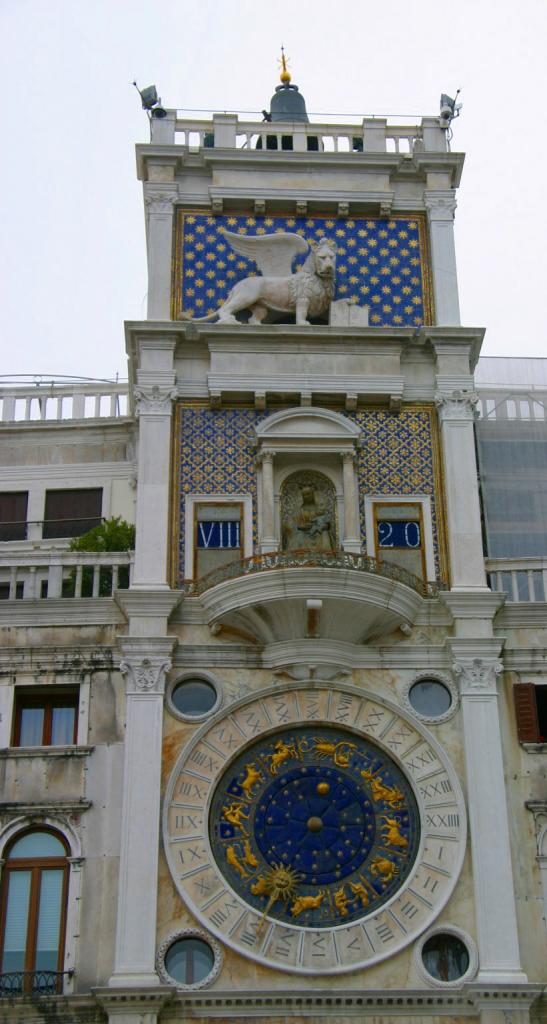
[
  {"left": 119, "top": 655, "right": 172, "bottom": 695},
  {"left": 453, "top": 657, "right": 503, "bottom": 696},
  {"left": 134, "top": 384, "right": 178, "bottom": 417},
  {"left": 435, "top": 388, "right": 479, "bottom": 422}
]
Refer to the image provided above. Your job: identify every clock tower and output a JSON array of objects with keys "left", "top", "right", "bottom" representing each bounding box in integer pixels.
[{"left": 97, "top": 62, "right": 543, "bottom": 1024}]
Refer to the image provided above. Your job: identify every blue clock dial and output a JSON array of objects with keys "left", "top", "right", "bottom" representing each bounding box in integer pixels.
[{"left": 209, "top": 725, "right": 420, "bottom": 928}]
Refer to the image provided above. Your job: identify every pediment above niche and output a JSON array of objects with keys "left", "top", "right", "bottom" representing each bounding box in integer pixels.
[{"left": 254, "top": 406, "right": 361, "bottom": 452}]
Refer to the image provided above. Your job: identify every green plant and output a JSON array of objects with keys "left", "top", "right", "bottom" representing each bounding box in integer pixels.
[{"left": 66, "top": 517, "right": 135, "bottom": 596}]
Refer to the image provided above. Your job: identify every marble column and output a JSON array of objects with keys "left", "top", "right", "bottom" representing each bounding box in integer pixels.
[
  {"left": 132, "top": 380, "right": 176, "bottom": 588},
  {"left": 435, "top": 389, "right": 486, "bottom": 589},
  {"left": 259, "top": 452, "right": 277, "bottom": 553},
  {"left": 451, "top": 642, "right": 527, "bottom": 983},
  {"left": 144, "top": 189, "right": 177, "bottom": 320},
  {"left": 424, "top": 191, "right": 460, "bottom": 326},
  {"left": 109, "top": 638, "right": 175, "bottom": 987},
  {"left": 342, "top": 452, "right": 361, "bottom": 553}
]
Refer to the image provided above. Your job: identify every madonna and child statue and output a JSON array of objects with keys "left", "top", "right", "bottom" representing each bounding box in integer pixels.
[{"left": 281, "top": 472, "right": 338, "bottom": 553}]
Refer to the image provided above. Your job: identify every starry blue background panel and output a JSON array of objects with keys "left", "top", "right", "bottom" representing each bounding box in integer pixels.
[
  {"left": 175, "top": 405, "right": 442, "bottom": 583},
  {"left": 176, "top": 213, "right": 431, "bottom": 327}
]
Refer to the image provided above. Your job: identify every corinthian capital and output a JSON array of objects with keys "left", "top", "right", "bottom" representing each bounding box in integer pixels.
[
  {"left": 435, "top": 389, "right": 479, "bottom": 422},
  {"left": 143, "top": 187, "right": 177, "bottom": 215},
  {"left": 424, "top": 190, "right": 458, "bottom": 221},
  {"left": 134, "top": 384, "right": 178, "bottom": 417},
  {"left": 119, "top": 654, "right": 172, "bottom": 695},
  {"left": 453, "top": 657, "right": 503, "bottom": 696}
]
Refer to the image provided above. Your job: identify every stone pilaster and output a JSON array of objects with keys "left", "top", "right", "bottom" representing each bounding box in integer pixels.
[
  {"left": 435, "top": 389, "right": 486, "bottom": 589},
  {"left": 424, "top": 190, "right": 461, "bottom": 325},
  {"left": 259, "top": 452, "right": 277, "bottom": 553},
  {"left": 132, "top": 376, "right": 177, "bottom": 589},
  {"left": 342, "top": 452, "right": 360, "bottom": 553},
  {"left": 109, "top": 637, "right": 175, "bottom": 987},
  {"left": 450, "top": 640, "right": 527, "bottom": 983},
  {"left": 143, "top": 186, "right": 177, "bottom": 319}
]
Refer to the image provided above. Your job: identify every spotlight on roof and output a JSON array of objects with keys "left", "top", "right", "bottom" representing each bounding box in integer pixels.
[
  {"left": 133, "top": 81, "right": 167, "bottom": 119},
  {"left": 439, "top": 90, "right": 462, "bottom": 127}
]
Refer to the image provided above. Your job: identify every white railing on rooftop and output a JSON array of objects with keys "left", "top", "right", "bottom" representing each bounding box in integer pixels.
[
  {"left": 0, "top": 383, "right": 130, "bottom": 424},
  {"left": 0, "top": 550, "right": 133, "bottom": 600},
  {"left": 486, "top": 557, "right": 547, "bottom": 602},
  {"left": 150, "top": 112, "right": 448, "bottom": 155},
  {"left": 477, "top": 389, "right": 547, "bottom": 422}
]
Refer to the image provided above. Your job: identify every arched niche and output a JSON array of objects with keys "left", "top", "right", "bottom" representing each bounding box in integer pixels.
[{"left": 254, "top": 407, "right": 362, "bottom": 554}]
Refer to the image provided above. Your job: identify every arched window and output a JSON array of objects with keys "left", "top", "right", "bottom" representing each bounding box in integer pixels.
[{"left": 0, "top": 829, "right": 69, "bottom": 995}]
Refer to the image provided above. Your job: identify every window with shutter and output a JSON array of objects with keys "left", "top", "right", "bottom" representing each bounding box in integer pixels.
[
  {"left": 43, "top": 489, "right": 102, "bottom": 539},
  {"left": 513, "top": 683, "right": 547, "bottom": 744},
  {"left": 0, "top": 492, "right": 28, "bottom": 541}
]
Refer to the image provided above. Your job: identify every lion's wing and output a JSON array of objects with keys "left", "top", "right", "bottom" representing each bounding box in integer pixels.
[{"left": 222, "top": 230, "right": 309, "bottom": 277}]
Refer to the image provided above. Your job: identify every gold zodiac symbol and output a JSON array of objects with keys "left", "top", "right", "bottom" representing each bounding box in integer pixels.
[
  {"left": 360, "top": 768, "right": 405, "bottom": 809},
  {"left": 240, "top": 763, "right": 264, "bottom": 796},
  {"left": 226, "top": 845, "right": 248, "bottom": 878},
  {"left": 266, "top": 739, "right": 299, "bottom": 775},
  {"left": 312, "top": 738, "right": 357, "bottom": 768},
  {"left": 370, "top": 855, "right": 399, "bottom": 884},
  {"left": 380, "top": 815, "right": 408, "bottom": 849},
  {"left": 334, "top": 885, "right": 351, "bottom": 917},
  {"left": 290, "top": 891, "right": 325, "bottom": 918},
  {"left": 243, "top": 839, "right": 258, "bottom": 868},
  {"left": 222, "top": 801, "right": 250, "bottom": 834},
  {"left": 251, "top": 875, "right": 269, "bottom": 896},
  {"left": 348, "top": 881, "right": 370, "bottom": 908}
]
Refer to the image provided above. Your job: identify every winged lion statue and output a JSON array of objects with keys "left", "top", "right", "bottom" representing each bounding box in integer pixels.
[{"left": 178, "top": 230, "right": 337, "bottom": 326}]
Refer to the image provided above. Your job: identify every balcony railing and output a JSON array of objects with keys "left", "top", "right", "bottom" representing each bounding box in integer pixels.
[
  {"left": 148, "top": 111, "right": 450, "bottom": 155},
  {"left": 183, "top": 550, "right": 444, "bottom": 599},
  {"left": 0, "top": 550, "right": 133, "bottom": 600},
  {"left": 486, "top": 557, "right": 547, "bottom": 602},
  {"left": 0, "top": 970, "right": 72, "bottom": 996},
  {"left": 0, "top": 381, "right": 129, "bottom": 424}
]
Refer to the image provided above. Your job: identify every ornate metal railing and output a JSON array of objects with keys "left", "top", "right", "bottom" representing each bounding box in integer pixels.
[
  {"left": 0, "top": 970, "right": 72, "bottom": 996},
  {"left": 183, "top": 550, "right": 445, "bottom": 599}
]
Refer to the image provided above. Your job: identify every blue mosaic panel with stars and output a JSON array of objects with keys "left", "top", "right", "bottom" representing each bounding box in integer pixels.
[
  {"left": 176, "top": 213, "right": 430, "bottom": 326},
  {"left": 208, "top": 725, "right": 420, "bottom": 928}
]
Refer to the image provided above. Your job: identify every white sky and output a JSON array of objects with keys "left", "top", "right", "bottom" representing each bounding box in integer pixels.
[{"left": 1, "top": 0, "right": 545, "bottom": 382}]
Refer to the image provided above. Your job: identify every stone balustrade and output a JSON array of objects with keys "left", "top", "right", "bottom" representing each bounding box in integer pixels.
[
  {"left": 148, "top": 111, "right": 448, "bottom": 154},
  {"left": 0, "top": 550, "right": 133, "bottom": 600},
  {"left": 486, "top": 557, "right": 547, "bottom": 601},
  {"left": 0, "top": 382, "right": 130, "bottom": 424},
  {"left": 477, "top": 388, "right": 547, "bottom": 421}
]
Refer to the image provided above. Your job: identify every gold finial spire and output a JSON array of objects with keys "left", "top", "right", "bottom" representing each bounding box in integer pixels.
[{"left": 279, "top": 46, "right": 291, "bottom": 84}]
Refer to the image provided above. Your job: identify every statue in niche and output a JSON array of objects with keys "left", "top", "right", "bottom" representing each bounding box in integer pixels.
[
  {"left": 178, "top": 231, "right": 336, "bottom": 326},
  {"left": 281, "top": 472, "right": 337, "bottom": 552}
]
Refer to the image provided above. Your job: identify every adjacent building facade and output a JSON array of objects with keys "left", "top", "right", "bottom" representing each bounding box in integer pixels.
[{"left": 0, "top": 72, "right": 546, "bottom": 1024}]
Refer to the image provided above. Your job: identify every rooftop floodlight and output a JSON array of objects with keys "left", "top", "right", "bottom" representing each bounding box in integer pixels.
[
  {"left": 132, "top": 81, "right": 167, "bottom": 119},
  {"left": 439, "top": 90, "right": 462, "bottom": 126}
]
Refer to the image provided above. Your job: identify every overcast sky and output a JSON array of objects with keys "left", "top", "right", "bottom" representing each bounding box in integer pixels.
[{"left": 1, "top": 0, "right": 545, "bottom": 382}]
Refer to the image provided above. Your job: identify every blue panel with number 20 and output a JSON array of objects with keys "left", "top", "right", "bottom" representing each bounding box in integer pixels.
[{"left": 377, "top": 520, "right": 421, "bottom": 548}]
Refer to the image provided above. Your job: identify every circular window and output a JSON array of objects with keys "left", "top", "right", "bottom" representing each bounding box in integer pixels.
[
  {"left": 157, "top": 929, "right": 222, "bottom": 989},
  {"left": 414, "top": 926, "right": 477, "bottom": 987},
  {"left": 170, "top": 676, "right": 220, "bottom": 720},
  {"left": 408, "top": 679, "right": 452, "bottom": 718}
]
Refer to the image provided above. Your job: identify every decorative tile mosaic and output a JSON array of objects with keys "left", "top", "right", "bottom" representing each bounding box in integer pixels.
[
  {"left": 173, "top": 213, "right": 432, "bottom": 327},
  {"left": 174, "top": 404, "right": 444, "bottom": 584}
]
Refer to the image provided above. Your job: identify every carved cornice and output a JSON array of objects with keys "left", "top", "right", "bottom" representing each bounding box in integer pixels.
[
  {"left": 435, "top": 388, "right": 479, "bottom": 422},
  {"left": 453, "top": 657, "right": 503, "bottom": 696},
  {"left": 134, "top": 384, "right": 178, "bottom": 417}
]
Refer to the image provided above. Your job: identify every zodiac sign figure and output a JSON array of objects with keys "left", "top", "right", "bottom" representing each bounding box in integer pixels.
[
  {"left": 240, "top": 763, "right": 264, "bottom": 796},
  {"left": 312, "top": 738, "right": 357, "bottom": 769},
  {"left": 370, "top": 856, "right": 399, "bottom": 884},
  {"left": 348, "top": 881, "right": 370, "bottom": 908},
  {"left": 334, "top": 886, "right": 351, "bottom": 917},
  {"left": 178, "top": 231, "right": 337, "bottom": 326},
  {"left": 360, "top": 768, "right": 405, "bottom": 809},
  {"left": 251, "top": 875, "right": 269, "bottom": 896},
  {"left": 226, "top": 845, "right": 248, "bottom": 879},
  {"left": 242, "top": 839, "right": 258, "bottom": 868},
  {"left": 265, "top": 739, "right": 300, "bottom": 775},
  {"left": 380, "top": 816, "right": 408, "bottom": 849},
  {"left": 222, "top": 801, "right": 250, "bottom": 833},
  {"left": 291, "top": 891, "right": 325, "bottom": 918}
]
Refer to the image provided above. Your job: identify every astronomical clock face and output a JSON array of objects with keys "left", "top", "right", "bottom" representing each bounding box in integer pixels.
[{"left": 164, "top": 685, "right": 466, "bottom": 975}]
